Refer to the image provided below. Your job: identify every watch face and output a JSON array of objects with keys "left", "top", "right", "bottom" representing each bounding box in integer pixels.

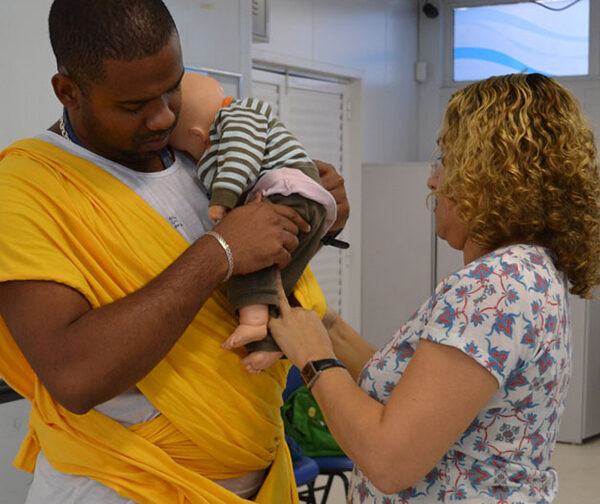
[
  {"left": 301, "top": 362, "right": 317, "bottom": 386},
  {"left": 300, "top": 359, "right": 344, "bottom": 389}
]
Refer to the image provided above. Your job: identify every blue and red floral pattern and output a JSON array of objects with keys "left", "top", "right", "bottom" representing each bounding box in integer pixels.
[{"left": 349, "top": 245, "right": 571, "bottom": 503}]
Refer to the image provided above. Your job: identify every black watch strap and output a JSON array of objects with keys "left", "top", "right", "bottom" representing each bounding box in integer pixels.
[
  {"left": 301, "top": 358, "right": 346, "bottom": 390},
  {"left": 320, "top": 228, "right": 350, "bottom": 249}
]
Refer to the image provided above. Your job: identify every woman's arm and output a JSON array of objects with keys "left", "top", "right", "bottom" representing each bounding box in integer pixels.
[
  {"left": 308, "top": 340, "right": 497, "bottom": 493},
  {"left": 322, "top": 306, "right": 377, "bottom": 381},
  {"left": 267, "top": 278, "right": 498, "bottom": 494}
]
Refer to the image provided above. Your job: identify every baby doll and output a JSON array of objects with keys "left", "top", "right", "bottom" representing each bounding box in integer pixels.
[{"left": 170, "top": 72, "right": 337, "bottom": 373}]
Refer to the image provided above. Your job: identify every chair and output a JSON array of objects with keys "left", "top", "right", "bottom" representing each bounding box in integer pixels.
[
  {"left": 293, "top": 454, "right": 319, "bottom": 504},
  {"left": 283, "top": 366, "right": 354, "bottom": 504},
  {"left": 311, "top": 455, "right": 353, "bottom": 503},
  {"left": 282, "top": 364, "right": 304, "bottom": 402}
]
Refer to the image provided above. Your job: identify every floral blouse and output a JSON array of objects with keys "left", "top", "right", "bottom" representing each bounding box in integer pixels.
[{"left": 349, "top": 244, "right": 571, "bottom": 503}]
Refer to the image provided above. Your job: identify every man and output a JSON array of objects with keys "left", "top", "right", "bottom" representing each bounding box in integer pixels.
[{"left": 0, "top": 1, "right": 348, "bottom": 502}]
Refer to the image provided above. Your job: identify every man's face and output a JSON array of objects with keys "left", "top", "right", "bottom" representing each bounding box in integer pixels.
[{"left": 71, "top": 33, "right": 184, "bottom": 171}]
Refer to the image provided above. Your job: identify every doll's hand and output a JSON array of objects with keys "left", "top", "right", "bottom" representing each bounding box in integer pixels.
[{"left": 209, "top": 205, "right": 227, "bottom": 223}]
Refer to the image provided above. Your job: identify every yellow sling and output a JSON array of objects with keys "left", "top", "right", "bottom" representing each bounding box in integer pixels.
[{"left": 0, "top": 139, "right": 326, "bottom": 503}]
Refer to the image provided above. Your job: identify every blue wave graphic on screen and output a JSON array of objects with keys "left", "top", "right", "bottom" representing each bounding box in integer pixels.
[
  {"left": 458, "top": 9, "right": 588, "bottom": 43},
  {"left": 453, "top": 1, "right": 589, "bottom": 80},
  {"left": 455, "top": 47, "right": 545, "bottom": 75}
]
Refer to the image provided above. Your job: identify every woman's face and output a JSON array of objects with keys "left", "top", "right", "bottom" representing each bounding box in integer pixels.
[{"left": 427, "top": 159, "right": 469, "bottom": 252}]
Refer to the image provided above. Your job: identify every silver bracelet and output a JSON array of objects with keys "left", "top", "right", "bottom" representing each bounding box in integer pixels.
[{"left": 205, "top": 231, "right": 234, "bottom": 282}]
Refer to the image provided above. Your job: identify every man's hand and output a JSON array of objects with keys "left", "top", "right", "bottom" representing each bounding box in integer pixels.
[
  {"left": 314, "top": 160, "right": 350, "bottom": 232},
  {"left": 212, "top": 194, "right": 310, "bottom": 275}
]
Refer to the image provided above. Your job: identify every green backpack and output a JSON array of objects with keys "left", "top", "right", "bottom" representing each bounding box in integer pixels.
[{"left": 281, "top": 385, "right": 345, "bottom": 457}]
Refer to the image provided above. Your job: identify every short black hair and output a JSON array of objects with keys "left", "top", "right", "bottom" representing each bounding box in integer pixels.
[{"left": 49, "top": 0, "right": 178, "bottom": 88}]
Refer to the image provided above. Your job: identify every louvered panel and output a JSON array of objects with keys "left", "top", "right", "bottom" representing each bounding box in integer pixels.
[
  {"left": 286, "top": 89, "right": 343, "bottom": 167},
  {"left": 308, "top": 246, "right": 343, "bottom": 313},
  {"left": 251, "top": 80, "right": 281, "bottom": 116},
  {"left": 285, "top": 87, "right": 345, "bottom": 314},
  {"left": 252, "top": 71, "right": 347, "bottom": 315}
]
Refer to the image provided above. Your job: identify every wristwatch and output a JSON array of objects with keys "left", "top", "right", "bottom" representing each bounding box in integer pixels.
[{"left": 301, "top": 358, "right": 346, "bottom": 390}]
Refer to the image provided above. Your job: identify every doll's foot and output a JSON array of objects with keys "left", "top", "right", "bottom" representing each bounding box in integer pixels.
[
  {"left": 242, "top": 350, "right": 284, "bottom": 373},
  {"left": 222, "top": 323, "right": 268, "bottom": 349}
]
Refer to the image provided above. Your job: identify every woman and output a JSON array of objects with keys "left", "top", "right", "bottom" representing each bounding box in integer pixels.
[{"left": 268, "top": 74, "right": 600, "bottom": 503}]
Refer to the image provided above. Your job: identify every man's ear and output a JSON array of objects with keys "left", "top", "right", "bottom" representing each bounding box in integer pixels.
[{"left": 51, "top": 72, "right": 82, "bottom": 109}]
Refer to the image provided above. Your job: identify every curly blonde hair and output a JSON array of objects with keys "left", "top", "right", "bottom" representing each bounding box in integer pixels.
[{"left": 438, "top": 73, "right": 600, "bottom": 298}]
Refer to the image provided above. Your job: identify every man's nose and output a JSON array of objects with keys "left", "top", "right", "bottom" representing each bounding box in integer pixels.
[{"left": 146, "top": 95, "right": 176, "bottom": 132}]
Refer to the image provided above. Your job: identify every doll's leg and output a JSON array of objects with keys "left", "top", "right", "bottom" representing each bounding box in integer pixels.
[
  {"left": 240, "top": 194, "right": 327, "bottom": 374},
  {"left": 227, "top": 303, "right": 269, "bottom": 347},
  {"left": 223, "top": 194, "right": 327, "bottom": 371},
  {"left": 266, "top": 194, "right": 327, "bottom": 294},
  {"left": 221, "top": 266, "right": 281, "bottom": 373},
  {"left": 241, "top": 325, "right": 284, "bottom": 373},
  {"left": 223, "top": 296, "right": 282, "bottom": 373}
]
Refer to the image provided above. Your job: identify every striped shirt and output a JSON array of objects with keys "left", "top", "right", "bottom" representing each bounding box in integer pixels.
[{"left": 197, "top": 97, "right": 318, "bottom": 209}]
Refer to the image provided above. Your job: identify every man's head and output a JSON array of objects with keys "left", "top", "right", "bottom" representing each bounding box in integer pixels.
[
  {"left": 49, "top": 0, "right": 185, "bottom": 171},
  {"left": 49, "top": 0, "right": 177, "bottom": 93}
]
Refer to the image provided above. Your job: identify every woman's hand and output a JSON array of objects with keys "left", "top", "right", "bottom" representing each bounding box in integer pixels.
[{"left": 268, "top": 273, "right": 336, "bottom": 369}]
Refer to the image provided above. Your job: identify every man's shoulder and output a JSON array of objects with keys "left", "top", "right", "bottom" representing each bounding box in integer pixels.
[{"left": 0, "top": 136, "right": 60, "bottom": 176}]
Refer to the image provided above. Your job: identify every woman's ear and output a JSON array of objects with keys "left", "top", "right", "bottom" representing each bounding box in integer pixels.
[{"left": 51, "top": 72, "right": 82, "bottom": 110}]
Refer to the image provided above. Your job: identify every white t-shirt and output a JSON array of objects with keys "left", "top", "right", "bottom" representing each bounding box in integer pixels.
[{"left": 25, "top": 132, "right": 264, "bottom": 503}]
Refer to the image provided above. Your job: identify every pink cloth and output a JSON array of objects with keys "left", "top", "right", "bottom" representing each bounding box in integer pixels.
[{"left": 246, "top": 168, "right": 337, "bottom": 237}]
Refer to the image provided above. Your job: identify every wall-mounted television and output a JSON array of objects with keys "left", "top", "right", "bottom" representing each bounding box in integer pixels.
[{"left": 451, "top": 0, "right": 589, "bottom": 82}]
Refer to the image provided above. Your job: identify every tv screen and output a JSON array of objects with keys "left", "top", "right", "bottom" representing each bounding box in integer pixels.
[{"left": 453, "top": 0, "right": 589, "bottom": 81}]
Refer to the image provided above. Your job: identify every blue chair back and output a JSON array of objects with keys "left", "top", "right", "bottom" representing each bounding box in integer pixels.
[{"left": 283, "top": 365, "right": 303, "bottom": 400}]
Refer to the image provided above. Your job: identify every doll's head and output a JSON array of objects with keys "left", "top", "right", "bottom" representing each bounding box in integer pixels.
[{"left": 170, "top": 72, "right": 225, "bottom": 161}]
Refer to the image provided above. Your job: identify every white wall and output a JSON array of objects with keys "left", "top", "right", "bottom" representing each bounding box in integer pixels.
[
  {"left": 165, "top": 0, "right": 253, "bottom": 97},
  {"left": 0, "top": 0, "right": 58, "bottom": 146},
  {"left": 362, "top": 163, "right": 432, "bottom": 347},
  {"left": 0, "top": 0, "right": 253, "bottom": 148},
  {"left": 252, "top": 0, "right": 420, "bottom": 164}
]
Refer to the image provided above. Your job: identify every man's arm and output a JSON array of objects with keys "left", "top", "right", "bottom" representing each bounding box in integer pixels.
[{"left": 0, "top": 200, "right": 307, "bottom": 414}]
